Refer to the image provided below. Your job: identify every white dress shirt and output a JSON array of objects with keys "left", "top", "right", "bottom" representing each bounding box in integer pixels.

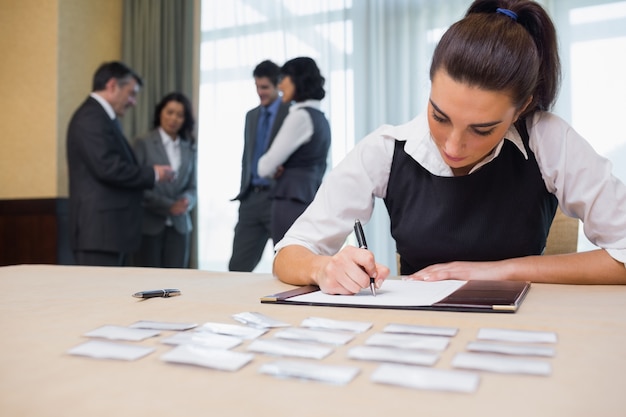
[
  {"left": 158, "top": 128, "right": 182, "bottom": 227},
  {"left": 158, "top": 127, "right": 181, "bottom": 172},
  {"left": 89, "top": 93, "right": 116, "bottom": 120},
  {"left": 274, "top": 111, "right": 626, "bottom": 267},
  {"left": 258, "top": 100, "right": 321, "bottom": 178},
  {"left": 90, "top": 93, "right": 159, "bottom": 184}
]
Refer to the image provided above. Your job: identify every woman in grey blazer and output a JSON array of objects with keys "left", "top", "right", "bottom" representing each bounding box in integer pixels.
[{"left": 133, "top": 92, "right": 197, "bottom": 268}]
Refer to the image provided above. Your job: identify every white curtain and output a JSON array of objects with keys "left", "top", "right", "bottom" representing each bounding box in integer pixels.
[{"left": 197, "top": 0, "right": 626, "bottom": 272}]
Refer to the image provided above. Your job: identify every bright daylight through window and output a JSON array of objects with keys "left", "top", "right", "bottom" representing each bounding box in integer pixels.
[{"left": 196, "top": 0, "right": 626, "bottom": 270}]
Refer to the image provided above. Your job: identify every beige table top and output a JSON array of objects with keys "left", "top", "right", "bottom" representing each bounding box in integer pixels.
[{"left": 1, "top": 264, "right": 625, "bottom": 417}]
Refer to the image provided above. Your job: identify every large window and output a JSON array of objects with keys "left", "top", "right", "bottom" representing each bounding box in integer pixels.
[
  {"left": 197, "top": 0, "right": 626, "bottom": 272},
  {"left": 197, "top": 1, "right": 354, "bottom": 272},
  {"left": 551, "top": 0, "right": 626, "bottom": 250}
]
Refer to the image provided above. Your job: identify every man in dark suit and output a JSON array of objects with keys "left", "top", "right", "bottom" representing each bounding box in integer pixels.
[
  {"left": 67, "top": 61, "right": 174, "bottom": 266},
  {"left": 228, "top": 60, "right": 290, "bottom": 272}
]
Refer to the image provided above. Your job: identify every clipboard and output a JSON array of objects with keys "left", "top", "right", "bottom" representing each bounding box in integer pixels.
[{"left": 261, "top": 280, "right": 531, "bottom": 313}]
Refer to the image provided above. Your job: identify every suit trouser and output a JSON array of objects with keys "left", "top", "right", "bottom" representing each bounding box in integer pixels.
[
  {"left": 229, "top": 188, "right": 272, "bottom": 272},
  {"left": 134, "top": 226, "right": 190, "bottom": 268},
  {"left": 270, "top": 198, "right": 309, "bottom": 246},
  {"left": 73, "top": 250, "right": 126, "bottom": 267}
]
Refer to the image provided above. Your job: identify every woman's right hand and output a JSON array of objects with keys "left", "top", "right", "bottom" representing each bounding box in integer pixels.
[
  {"left": 169, "top": 198, "right": 189, "bottom": 216},
  {"left": 314, "top": 246, "right": 390, "bottom": 295}
]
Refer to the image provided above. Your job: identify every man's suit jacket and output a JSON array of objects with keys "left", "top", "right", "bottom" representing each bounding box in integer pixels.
[
  {"left": 67, "top": 96, "right": 155, "bottom": 253},
  {"left": 233, "top": 101, "right": 290, "bottom": 201},
  {"left": 133, "top": 129, "right": 197, "bottom": 235}
]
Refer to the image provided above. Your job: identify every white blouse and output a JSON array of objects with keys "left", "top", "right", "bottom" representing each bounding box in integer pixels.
[
  {"left": 258, "top": 100, "right": 321, "bottom": 178},
  {"left": 274, "top": 111, "right": 626, "bottom": 267}
]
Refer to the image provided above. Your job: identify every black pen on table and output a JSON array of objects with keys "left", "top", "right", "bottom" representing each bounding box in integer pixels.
[
  {"left": 354, "top": 219, "right": 376, "bottom": 296},
  {"left": 132, "top": 289, "right": 181, "bottom": 299}
]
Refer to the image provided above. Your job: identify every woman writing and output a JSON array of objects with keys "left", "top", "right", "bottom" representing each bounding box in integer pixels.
[
  {"left": 272, "top": 0, "right": 626, "bottom": 294},
  {"left": 258, "top": 57, "right": 331, "bottom": 244},
  {"left": 133, "top": 92, "right": 197, "bottom": 268}
]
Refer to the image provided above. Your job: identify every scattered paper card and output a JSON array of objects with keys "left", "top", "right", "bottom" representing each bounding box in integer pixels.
[
  {"left": 452, "top": 352, "right": 552, "bottom": 376},
  {"left": 200, "top": 322, "right": 267, "bottom": 339},
  {"left": 161, "top": 344, "right": 253, "bottom": 372},
  {"left": 300, "top": 317, "right": 372, "bottom": 333},
  {"left": 259, "top": 360, "right": 360, "bottom": 385},
  {"left": 129, "top": 320, "right": 198, "bottom": 331},
  {"left": 383, "top": 323, "right": 458, "bottom": 337},
  {"left": 84, "top": 325, "right": 161, "bottom": 341},
  {"left": 247, "top": 338, "right": 334, "bottom": 360},
  {"left": 366, "top": 333, "right": 450, "bottom": 351},
  {"left": 348, "top": 345, "right": 439, "bottom": 366},
  {"left": 161, "top": 331, "right": 242, "bottom": 349},
  {"left": 67, "top": 340, "right": 155, "bottom": 361},
  {"left": 477, "top": 328, "right": 557, "bottom": 344},
  {"left": 232, "top": 312, "right": 290, "bottom": 328},
  {"left": 467, "top": 341, "right": 556, "bottom": 357},
  {"left": 371, "top": 363, "right": 480, "bottom": 393},
  {"left": 274, "top": 327, "right": 355, "bottom": 345}
]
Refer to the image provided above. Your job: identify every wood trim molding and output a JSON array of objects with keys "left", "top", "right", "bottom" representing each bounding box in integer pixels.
[{"left": 0, "top": 198, "right": 72, "bottom": 266}]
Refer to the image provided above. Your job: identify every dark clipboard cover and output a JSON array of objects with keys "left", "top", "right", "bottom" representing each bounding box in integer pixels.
[{"left": 260, "top": 280, "right": 531, "bottom": 313}]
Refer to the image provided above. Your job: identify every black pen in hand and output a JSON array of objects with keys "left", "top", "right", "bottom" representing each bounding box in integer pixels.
[
  {"left": 132, "top": 289, "right": 181, "bottom": 299},
  {"left": 354, "top": 219, "right": 376, "bottom": 296}
]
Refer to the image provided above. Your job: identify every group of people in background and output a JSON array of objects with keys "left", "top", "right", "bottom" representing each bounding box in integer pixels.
[
  {"left": 67, "top": 0, "right": 625, "bottom": 289},
  {"left": 229, "top": 57, "right": 330, "bottom": 272},
  {"left": 67, "top": 57, "right": 330, "bottom": 271},
  {"left": 67, "top": 62, "right": 198, "bottom": 268}
]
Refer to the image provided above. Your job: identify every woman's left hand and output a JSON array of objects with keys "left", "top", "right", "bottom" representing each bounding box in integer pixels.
[{"left": 406, "top": 260, "right": 509, "bottom": 282}]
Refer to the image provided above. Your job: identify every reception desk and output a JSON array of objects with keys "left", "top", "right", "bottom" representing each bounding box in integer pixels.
[{"left": 1, "top": 265, "right": 625, "bottom": 417}]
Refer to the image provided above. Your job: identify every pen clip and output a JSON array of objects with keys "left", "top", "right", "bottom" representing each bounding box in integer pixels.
[{"left": 354, "top": 219, "right": 368, "bottom": 249}]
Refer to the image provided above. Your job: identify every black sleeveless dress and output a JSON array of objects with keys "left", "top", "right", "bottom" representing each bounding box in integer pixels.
[{"left": 384, "top": 124, "right": 557, "bottom": 275}]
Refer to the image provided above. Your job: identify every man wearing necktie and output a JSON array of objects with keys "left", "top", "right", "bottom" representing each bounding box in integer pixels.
[
  {"left": 250, "top": 108, "right": 272, "bottom": 186},
  {"left": 66, "top": 61, "right": 175, "bottom": 266},
  {"left": 229, "top": 60, "right": 290, "bottom": 272}
]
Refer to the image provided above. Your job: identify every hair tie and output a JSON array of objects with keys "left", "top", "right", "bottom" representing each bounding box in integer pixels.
[{"left": 496, "top": 8, "right": 518, "bottom": 21}]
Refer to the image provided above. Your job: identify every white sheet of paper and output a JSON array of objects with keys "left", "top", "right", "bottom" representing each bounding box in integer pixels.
[
  {"left": 247, "top": 338, "right": 334, "bottom": 360},
  {"left": 384, "top": 323, "right": 458, "bottom": 337},
  {"left": 232, "top": 312, "right": 290, "bottom": 328},
  {"left": 366, "top": 332, "right": 450, "bottom": 351},
  {"left": 371, "top": 364, "right": 480, "bottom": 393},
  {"left": 200, "top": 322, "right": 267, "bottom": 339},
  {"left": 161, "top": 344, "right": 253, "bottom": 371},
  {"left": 129, "top": 320, "right": 198, "bottom": 331},
  {"left": 67, "top": 340, "right": 155, "bottom": 361},
  {"left": 259, "top": 360, "right": 360, "bottom": 385},
  {"left": 348, "top": 345, "right": 439, "bottom": 366},
  {"left": 477, "top": 328, "right": 558, "bottom": 344},
  {"left": 467, "top": 341, "right": 556, "bottom": 357},
  {"left": 452, "top": 352, "right": 552, "bottom": 376},
  {"left": 274, "top": 327, "right": 355, "bottom": 345},
  {"left": 161, "top": 331, "right": 243, "bottom": 349},
  {"left": 301, "top": 317, "right": 372, "bottom": 333},
  {"left": 289, "top": 280, "right": 466, "bottom": 307},
  {"left": 83, "top": 325, "right": 161, "bottom": 341}
]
